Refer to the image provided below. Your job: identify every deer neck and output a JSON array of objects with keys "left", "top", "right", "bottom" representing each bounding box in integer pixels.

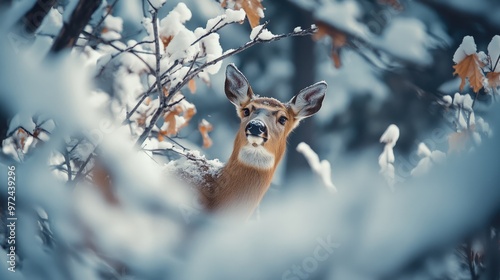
[{"left": 210, "top": 144, "right": 276, "bottom": 218}]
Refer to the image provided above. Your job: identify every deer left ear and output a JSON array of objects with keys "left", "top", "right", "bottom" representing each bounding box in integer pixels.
[
  {"left": 289, "top": 82, "right": 327, "bottom": 119},
  {"left": 225, "top": 64, "right": 254, "bottom": 107}
]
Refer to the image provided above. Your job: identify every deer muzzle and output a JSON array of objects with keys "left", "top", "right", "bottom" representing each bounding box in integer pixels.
[{"left": 245, "top": 119, "right": 268, "bottom": 145}]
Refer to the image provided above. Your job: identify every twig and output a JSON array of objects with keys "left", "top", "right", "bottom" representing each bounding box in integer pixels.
[
  {"left": 492, "top": 55, "right": 500, "bottom": 73},
  {"left": 183, "top": 53, "right": 199, "bottom": 80},
  {"left": 135, "top": 103, "right": 165, "bottom": 145},
  {"left": 82, "top": 30, "right": 156, "bottom": 74},
  {"left": 64, "top": 149, "right": 73, "bottom": 182},
  {"left": 89, "top": 0, "right": 121, "bottom": 40},
  {"left": 73, "top": 150, "right": 94, "bottom": 182},
  {"left": 167, "top": 96, "right": 185, "bottom": 107},
  {"left": 190, "top": 18, "right": 224, "bottom": 46},
  {"left": 151, "top": 10, "right": 165, "bottom": 104}
]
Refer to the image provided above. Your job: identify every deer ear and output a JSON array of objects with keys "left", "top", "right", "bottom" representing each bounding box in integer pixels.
[
  {"left": 289, "top": 82, "right": 327, "bottom": 119},
  {"left": 225, "top": 64, "right": 254, "bottom": 107}
]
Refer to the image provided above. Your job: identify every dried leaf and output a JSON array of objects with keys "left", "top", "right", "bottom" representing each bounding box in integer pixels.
[
  {"left": 220, "top": 0, "right": 227, "bottom": 8},
  {"left": 161, "top": 35, "right": 173, "bottom": 50},
  {"left": 486, "top": 72, "right": 500, "bottom": 89},
  {"left": 241, "top": 0, "right": 264, "bottom": 28},
  {"left": 158, "top": 99, "right": 197, "bottom": 139},
  {"left": 378, "top": 0, "right": 403, "bottom": 10},
  {"left": 92, "top": 161, "right": 118, "bottom": 204},
  {"left": 188, "top": 79, "right": 196, "bottom": 93},
  {"left": 331, "top": 49, "right": 342, "bottom": 69},
  {"left": 314, "top": 22, "right": 347, "bottom": 69},
  {"left": 163, "top": 106, "right": 182, "bottom": 136},
  {"left": 199, "top": 119, "right": 213, "bottom": 148},
  {"left": 453, "top": 54, "right": 485, "bottom": 93}
]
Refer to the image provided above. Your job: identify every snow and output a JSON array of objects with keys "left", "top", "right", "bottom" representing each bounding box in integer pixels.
[
  {"left": 314, "top": 0, "right": 368, "bottom": 39},
  {"left": 380, "top": 124, "right": 400, "bottom": 147},
  {"left": 462, "top": 94, "right": 473, "bottom": 111},
  {"left": 225, "top": 8, "right": 246, "bottom": 23},
  {"left": 101, "top": 30, "right": 121, "bottom": 41},
  {"left": 379, "top": 124, "right": 400, "bottom": 188},
  {"left": 250, "top": 25, "right": 276, "bottom": 41},
  {"left": 103, "top": 15, "right": 123, "bottom": 33},
  {"left": 442, "top": 95, "right": 452, "bottom": 106},
  {"left": 453, "top": 36, "right": 477, "bottom": 63},
  {"left": 412, "top": 143, "right": 446, "bottom": 177},
  {"left": 8, "top": 113, "right": 36, "bottom": 134},
  {"left": 452, "top": 92, "right": 463, "bottom": 106},
  {"left": 487, "top": 35, "right": 500, "bottom": 72},
  {"left": 199, "top": 33, "right": 223, "bottom": 74},
  {"left": 293, "top": 26, "right": 302, "bottom": 33},
  {"left": 165, "top": 29, "right": 198, "bottom": 61},
  {"left": 204, "top": 9, "right": 245, "bottom": 34},
  {"left": 417, "top": 142, "right": 432, "bottom": 158},
  {"left": 377, "top": 18, "right": 433, "bottom": 64},
  {"left": 164, "top": 152, "right": 223, "bottom": 191},
  {"left": 159, "top": 3, "right": 193, "bottom": 38},
  {"left": 296, "top": 142, "right": 337, "bottom": 192}
]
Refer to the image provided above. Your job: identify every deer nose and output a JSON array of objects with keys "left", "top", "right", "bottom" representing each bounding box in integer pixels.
[{"left": 246, "top": 120, "right": 267, "bottom": 136}]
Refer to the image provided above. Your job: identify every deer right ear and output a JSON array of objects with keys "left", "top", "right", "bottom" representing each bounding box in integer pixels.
[{"left": 225, "top": 64, "right": 254, "bottom": 107}]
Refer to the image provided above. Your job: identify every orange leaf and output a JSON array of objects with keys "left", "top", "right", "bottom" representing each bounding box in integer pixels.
[
  {"left": 91, "top": 160, "right": 119, "bottom": 204},
  {"left": 220, "top": 0, "right": 228, "bottom": 8},
  {"left": 236, "top": 0, "right": 264, "bottom": 28},
  {"left": 453, "top": 54, "right": 485, "bottom": 93},
  {"left": 184, "top": 107, "right": 196, "bottom": 124},
  {"left": 486, "top": 72, "right": 500, "bottom": 89},
  {"left": 314, "top": 22, "right": 347, "bottom": 69},
  {"left": 188, "top": 78, "right": 196, "bottom": 93},
  {"left": 331, "top": 49, "right": 342, "bottom": 69},
  {"left": 163, "top": 108, "right": 181, "bottom": 136},
  {"left": 161, "top": 35, "right": 173, "bottom": 50},
  {"left": 199, "top": 119, "right": 213, "bottom": 148}
]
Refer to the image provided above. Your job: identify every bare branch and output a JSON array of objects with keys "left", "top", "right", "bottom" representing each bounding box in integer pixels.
[{"left": 151, "top": 10, "right": 165, "bottom": 105}]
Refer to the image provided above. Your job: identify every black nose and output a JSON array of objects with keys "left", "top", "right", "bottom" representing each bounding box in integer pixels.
[{"left": 246, "top": 120, "right": 267, "bottom": 136}]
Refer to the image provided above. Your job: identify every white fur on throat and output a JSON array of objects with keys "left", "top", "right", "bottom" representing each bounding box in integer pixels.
[{"left": 238, "top": 144, "right": 275, "bottom": 170}]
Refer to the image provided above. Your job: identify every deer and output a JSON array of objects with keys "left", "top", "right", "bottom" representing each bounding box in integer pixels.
[{"left": 174, "top": 64, "right": 327, "bottom": 219}]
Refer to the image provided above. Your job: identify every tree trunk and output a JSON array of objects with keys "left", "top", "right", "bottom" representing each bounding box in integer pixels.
[
  {"left": 284, "top": 3, "right": 317, "bottom": 181},
  {"left": 50, "top": 0, "right": 101, "bottom": 53}
]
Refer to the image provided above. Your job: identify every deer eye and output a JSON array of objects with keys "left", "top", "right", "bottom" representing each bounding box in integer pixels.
[
  {"left": 278, "top": 116, "right": 288, "bottom": 125},
  {"left": 242, "top": 108, "right": 250, "bottom": 117}
]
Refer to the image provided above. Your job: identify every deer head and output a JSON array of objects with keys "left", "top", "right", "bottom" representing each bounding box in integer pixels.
[{"left": 224, "top": 63, "right": 327, "bottom": 171}]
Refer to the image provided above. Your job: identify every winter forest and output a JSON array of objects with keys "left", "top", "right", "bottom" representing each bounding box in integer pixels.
[{"left": 1, "top": 0, "right": 500, "bottom": 279}]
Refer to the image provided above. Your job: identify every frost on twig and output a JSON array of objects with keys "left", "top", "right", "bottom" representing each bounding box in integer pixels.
[
  {"left": 378, "top": 124, "right": 399, "bottom": 190},
  {"left": 296, "top": 142, "right": 337, "bottom": 193}
]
